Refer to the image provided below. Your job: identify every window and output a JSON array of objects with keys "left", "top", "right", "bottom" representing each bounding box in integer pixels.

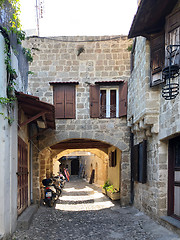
[
  {"left": 150, "top": 32, "right": 165, "bottom": 86},
  {"left": 100, "top": 87, "right": 119, "bottom": 118},
  {"left": 132, "top": 140, "right": 147, "bottom": 184},
  {"left": 166, "top": 9, "right": 180, "bottom": 66},
  {"left": 90, "top": 82, "right": 127, "bottom": 118},
  {"left": 109, "top": 150, "right": 117, "bottom": 167},
  {"left": 53, "top": 84, "right": 76, "bottom": 119},
  {"left": 130, "top": 38, "right": 136, "bottom": 73}
]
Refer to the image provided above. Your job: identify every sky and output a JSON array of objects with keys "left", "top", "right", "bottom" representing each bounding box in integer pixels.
[{"left": 19, "top": 0, "right": 138, "bottom": 37}]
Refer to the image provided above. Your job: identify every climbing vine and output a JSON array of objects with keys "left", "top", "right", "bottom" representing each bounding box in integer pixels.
[{"left": 0, "top": 0, "right": 33, "bottom": 124}]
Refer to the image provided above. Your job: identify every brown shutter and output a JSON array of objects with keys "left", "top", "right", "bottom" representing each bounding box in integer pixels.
[
  {"left": 53, "top": 84, "right": 75, "bottom": 119},
  {"left": 138, "top": 140, "right": 147, "bottom": 184},
  {"left": 54, "top": 85, "right": 65, "bottom": 118},
  {"left": 65, "top": 85, "right": 75, "bottom": 119},
  {"left": 90, "top": 85, "right": 100, "bottom": 118},
  {"left": 167, "top": 9, "right": 180, "bottom": 32},
  {"left": 150, "top": 32, "right": 165, "bottom": 86},
  {"left": 132, "top": 144, "right": 139, "bottom": 182},
  {"left": 119, "top": 81, "right": 128, "bottom": 117}
]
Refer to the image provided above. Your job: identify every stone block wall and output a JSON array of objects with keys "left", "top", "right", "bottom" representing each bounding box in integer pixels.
[
  {"left": 24, "top": 35, "right": 131, "bottom": 105},
  {"left": 24, "top": 35, "right": 132, "bottom": 206},
  {"left": 128, "top": 5, "right": 180, "bottom": 221},
  {"left": 127, "top": 36, "right": 168, "bottom": 218},
  {"left": 127, "top": 37, "right": 161, "bottom": 134}
]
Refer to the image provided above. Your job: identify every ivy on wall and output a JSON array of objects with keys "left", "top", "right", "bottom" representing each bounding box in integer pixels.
[{"left": 0, "top": 0, "right": 33, "bottom": 124}]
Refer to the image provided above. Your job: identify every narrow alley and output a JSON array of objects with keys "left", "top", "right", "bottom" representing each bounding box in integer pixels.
[{"left": 13, "top": 177, "right": 180, "bottom": 240}]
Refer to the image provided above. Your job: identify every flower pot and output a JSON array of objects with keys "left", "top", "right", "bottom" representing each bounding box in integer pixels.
[
  {"left": 107, "top": 191, "right": 120, "bottom": 200},
  {"left": 102, "top": 188, "right": 107, "bottom": 195}
]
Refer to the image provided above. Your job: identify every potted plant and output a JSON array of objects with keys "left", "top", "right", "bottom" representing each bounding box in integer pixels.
[
  {"left": 102, "top": 180, "right": 110, "bottom": 195},
  {"left": 106, "top": 184, "right": 120, "bottom": 201},
  {"left": 102, "top": 181, "right": 120, "bottom": 200}
]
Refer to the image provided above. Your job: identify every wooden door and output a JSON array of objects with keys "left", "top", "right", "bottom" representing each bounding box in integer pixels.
[
  {"left": 168, "top": 137, "right": 180, "bottom": 219},
  {"left": 17, "top": 137, "right": 28, "bottom": 215}
]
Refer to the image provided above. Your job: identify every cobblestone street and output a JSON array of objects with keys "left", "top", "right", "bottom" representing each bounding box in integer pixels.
[{"left": 13, "top": 177, "right": 180, "bottom": 240}]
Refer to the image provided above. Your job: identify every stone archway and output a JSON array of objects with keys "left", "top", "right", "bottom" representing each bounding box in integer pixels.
[{"left": 32, "top": 128, "right": 130, "bottom": 206}]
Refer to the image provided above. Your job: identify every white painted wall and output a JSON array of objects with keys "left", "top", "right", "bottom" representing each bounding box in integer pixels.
[{"left": 0, "top": 33, "right": 18, "bottom": 237}]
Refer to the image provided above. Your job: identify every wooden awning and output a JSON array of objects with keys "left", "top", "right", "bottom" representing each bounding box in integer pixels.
[
  {"left": 128, "top": 0, "right": 178, "bottom": 38},
  {"left": 16, "top": 92, "right": 55, "bottom": 129},
  {"left": 49, "top": 81, "right": 79, "bottom": 85},
  {"left": 94, "top": 80, "right": 124, "bottom": 85}
]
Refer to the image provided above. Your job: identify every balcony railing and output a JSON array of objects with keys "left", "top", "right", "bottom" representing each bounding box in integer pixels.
[{"left": 100, "top": 105, "right": 117, "bottom": 118}]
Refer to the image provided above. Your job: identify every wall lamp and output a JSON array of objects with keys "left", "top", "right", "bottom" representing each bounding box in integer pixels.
[{"left": 162, "top": 45, "right": 180, "bottom": 100}]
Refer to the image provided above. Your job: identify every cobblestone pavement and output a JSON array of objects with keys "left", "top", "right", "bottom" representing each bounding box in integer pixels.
[{"left": 13, "top": 177, "right": 180, "bottom": 240}]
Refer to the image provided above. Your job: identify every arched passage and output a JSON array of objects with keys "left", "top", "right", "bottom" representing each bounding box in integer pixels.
[{"left": 33, "top": 134, "right": 130, "bottom": 206}]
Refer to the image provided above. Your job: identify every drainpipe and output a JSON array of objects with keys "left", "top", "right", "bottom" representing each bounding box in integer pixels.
[{"left": 130, "top": 131, "right": 134, "bottom": 205}]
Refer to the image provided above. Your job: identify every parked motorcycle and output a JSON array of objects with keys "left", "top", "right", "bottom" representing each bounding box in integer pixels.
[
  {"left": 52, "top": 176, "right": 62, "bottom": 196},
  {"left": 42, "top": 178, "right": 60, "bottom": 207}
]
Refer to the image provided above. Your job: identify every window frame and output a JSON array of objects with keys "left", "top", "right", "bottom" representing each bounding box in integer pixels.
[
  {"left": 166, "top": 8, "right": 180, "bottom": 67},
  {"left": 150, "top": 31, "right": 165, "bottom": 87},
  {"left": 100, "top": 86, "right": 119, "bottom": 118},
  {"left": 89, "top": 82, "right": 127, "bottom": 118}
]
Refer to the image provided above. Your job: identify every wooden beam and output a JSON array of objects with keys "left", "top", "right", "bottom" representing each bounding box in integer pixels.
[
  {"left": 19, "top": 111, "right": 49, "bottom": 128},
  {"left": 42, "top": 114, "right": 47, "bottom": 128},
  {"left": 51, "top": 141, "right": 111, "bottom": 150}
]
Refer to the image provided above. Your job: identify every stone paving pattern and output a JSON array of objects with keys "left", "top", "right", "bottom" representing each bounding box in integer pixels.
[{"left": 13, "top": 177, "right": 180, "bottom": 240}]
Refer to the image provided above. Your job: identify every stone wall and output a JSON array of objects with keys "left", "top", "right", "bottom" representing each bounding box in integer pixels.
[
  {"left": 24, "top": 35, "right": 132, "bottom": 206},
  {"left": 24, "top": 35, "right": 131, "bottom": 104},
  {"left": 127, "top": 2, "right": 180, "bottom": 222},
  {"left": 127, "top": 37, "right": 160, "bottom": 135},
  {"left": 79, "top": 154, "right": 108, "bottom": 186},
  {"left": 127, "top": 36, "right": 169, "bottom": 219}
]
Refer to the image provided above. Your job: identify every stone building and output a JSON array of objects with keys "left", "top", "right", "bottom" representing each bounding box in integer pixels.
[
  {"left": 23, "top": 35, "right": 132, "bottom": 206},
  {"left": 0, "top": 1, "right": 56, "bottom": 238},
  {"left": 128, "top": 0, "right": 180, "bottom": 234}
]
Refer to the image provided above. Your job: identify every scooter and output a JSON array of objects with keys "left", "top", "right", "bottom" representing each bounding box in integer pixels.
[
  {"left": 42, "top": 178, "right": 58, "bottom": 207},
  {"left": 52, "top": 177, "right": 62, "bottom": 196}
]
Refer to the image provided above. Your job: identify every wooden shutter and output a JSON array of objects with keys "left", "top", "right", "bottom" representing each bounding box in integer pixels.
[
  {"left": 54, "top": 85, "right": 65, "bottom": 118},
  {"left": 132, "top": 144, "right": 139, "bottom": 182},
  {"left": 150, "top": 32, "right": 165, "bottom": 86},
  {"left": 138, "top": 140, "right": 147, "bottom": 184},
  {"left": 65, "top": 85, "right": 75, "bottom": 119},
  {"left": 53, "top": 85, "right": 75, "bottom": 119},
  {"left": 90, "top": 85, "right": 100, "bottom": 118},
  {"left": 119, "top": 81, "right": 128, "bottom": 117}
]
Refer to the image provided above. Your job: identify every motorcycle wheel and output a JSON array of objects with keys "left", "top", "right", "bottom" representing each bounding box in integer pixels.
[
  {"left": 47, "top": 199, "right": 54, "bottom": 207},
  {"left": 56, "top": 188, "right": 61, "bottom": 197}
]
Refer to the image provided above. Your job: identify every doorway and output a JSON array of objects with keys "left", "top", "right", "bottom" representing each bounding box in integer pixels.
[
  {"left": 168, "top": 136, "right": 180, "bottom": 219},
  {"left": 71, "top": 157, "right": 79, "bottom": 175},
  {"left": 17, "top": 137, "right": 28, "bottom": 215}
]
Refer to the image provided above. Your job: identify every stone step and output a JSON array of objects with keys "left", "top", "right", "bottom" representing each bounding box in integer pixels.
[{"left": 17, "top": 204, "right": 38, "bottom": 230}]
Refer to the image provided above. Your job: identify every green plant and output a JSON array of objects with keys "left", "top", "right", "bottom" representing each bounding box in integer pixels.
[
  {"left": 0, "top": 0, "right": 30, "bottom": 124},
  {"left": 23, "top": 47, "right": 33, "bottom": 62},
  {"left": 28, "top": 70, "right": 34, "bottom": 75},
  {"left": 127, "top": 44, "right": 133, "bottom": 52},
  {"left": 106, "top": 184, "right": 118, "bottom": 194},
  {"left": 102, "top": 180, "right": 110, "bottom": 190}
]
